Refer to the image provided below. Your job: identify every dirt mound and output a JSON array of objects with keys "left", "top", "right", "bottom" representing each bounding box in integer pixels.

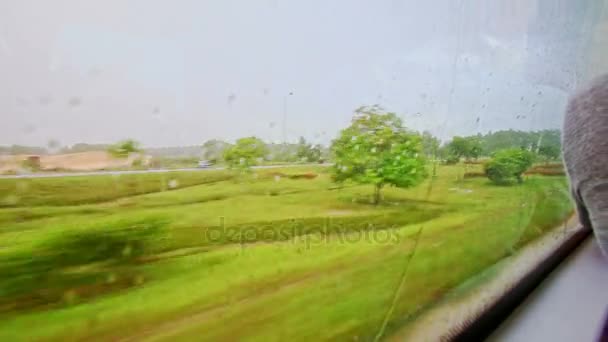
[
  {"left": 0, "top": 155, "right": 29, "bottom": 174},
  {"left": 0, "top": 151, "right": 145, "bottom": 172},
  {"left": 40, "top": 151, "right": 137, "bottom": 171}
]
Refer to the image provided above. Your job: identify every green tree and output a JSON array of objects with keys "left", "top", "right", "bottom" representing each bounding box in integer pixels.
[
  {"left": 537, "top": 145, "right": 561, "bottom": 164},
  {"left": 331, "top": 105, "right": 427, "bottom": 204},
  {"left": 108, "top": 139, "right": 141, "bottom": 158},
  {"left": 311, "top": 144, "right": 323, "bottom": 163},
  {"left": 485, "top": 148, "right": 535, "bottom": 185},
  {"left": 223, "top": 137, "right": 268, "bottom": 171},
  {"left": 296, "top": 137, "right": 322, "bottom": 163},
  {"left": 447, "top": 136, "right": 482, "bottom": 161},
  {"left": 202, "top": 139, "right": 231, "bottom": 163}
]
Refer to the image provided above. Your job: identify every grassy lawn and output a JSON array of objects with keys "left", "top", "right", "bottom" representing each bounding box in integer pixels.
[{"left": 0, "top": 165, "right": 572, "bottom": 341}]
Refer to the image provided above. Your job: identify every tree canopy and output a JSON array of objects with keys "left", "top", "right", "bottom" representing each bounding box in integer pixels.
[
  {"left": 438, "top": 129, "right": 561, "bottom": 163},
  {"left": 202, "top": 139, "right": 232, "bottom": 163},
  {"left": 223, "top": 137, "right": 268, "bottom": 171},
  {"left": 480, "top": 129, "right": 561, "bottom": 157},
  {"left": 446, "top": 136, "right": 482, "bottom": 161},
  {"left": 296, "top": 137, "right": 322, "bottom": 163},
  {"left": 485, "top": 148, "right": 535, "bottom": 184},
  {"left": 537, "top": 144, "right": 561, "bottom": 163},
  {"left": 331, "top": 105, "right": 427, "bottom": 204}
]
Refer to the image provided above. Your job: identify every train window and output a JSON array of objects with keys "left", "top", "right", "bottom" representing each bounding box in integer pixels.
[{"left": 1, "top": 1, "right": 606, "bottom": 340}]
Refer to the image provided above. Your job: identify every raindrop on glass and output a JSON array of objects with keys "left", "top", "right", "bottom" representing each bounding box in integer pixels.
[
  {"left": 68, "top": 97, "right": 82, "bottom": 107},
  {"left": 227, "top": 93, "right": 237, "bottom": 105}
]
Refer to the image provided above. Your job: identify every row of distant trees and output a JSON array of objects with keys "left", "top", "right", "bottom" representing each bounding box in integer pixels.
[
  {"left": 201, "top": 137, "right": 327, "bottom": 166},
  {"left": 203, "top": 129, "right": 561, "bottom": 168},
  {"left": 99, "top": 107, "right": 561, "bottom": 203},
  {"left": 5, "top": 129, "right": 559, "bottom": 169},
  {"left": 420, "top": 129, "right": 562, "bottom": 164}
]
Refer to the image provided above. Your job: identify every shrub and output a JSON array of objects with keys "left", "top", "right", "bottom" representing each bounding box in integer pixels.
[
  {"left": 463, "top": 171, "right": 486, "bottom": 179},
  {"left": 485, "top": 148, "right": 535, "bottom": 185},
  {"left": 0, "top": 218, "right": 167, "bottom": 312},
  {"left": 444, "top": 155, "right": 460, "bottom": 165},
  {"left": 43, "top": 219, "right": 166, "bottom": 266}
]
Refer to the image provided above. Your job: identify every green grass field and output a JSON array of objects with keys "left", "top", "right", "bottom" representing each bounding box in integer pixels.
[{"left": 0, "top": 165, "right": 573, "bottom": 341}]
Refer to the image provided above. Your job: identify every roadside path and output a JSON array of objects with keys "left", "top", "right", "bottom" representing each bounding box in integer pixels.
[{"left": 0, "top": 164, "right": 329, "bottom": 179}]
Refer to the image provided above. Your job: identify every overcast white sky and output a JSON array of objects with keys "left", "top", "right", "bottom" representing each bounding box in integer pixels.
[{"left": 0, "top": 0, "right": 605, "bottom": 147}]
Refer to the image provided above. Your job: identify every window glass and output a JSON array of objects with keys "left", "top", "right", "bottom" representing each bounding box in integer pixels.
[{"left": 0, "top": 1, "right": 606, "bottom": 340}]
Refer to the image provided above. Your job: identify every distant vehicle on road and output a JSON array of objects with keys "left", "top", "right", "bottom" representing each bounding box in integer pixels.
[{"left": 197, "top": 160, "right": 213, "bottom": 168}]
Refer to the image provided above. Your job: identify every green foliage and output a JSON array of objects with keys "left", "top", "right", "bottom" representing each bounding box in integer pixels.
[
  {"left": 0, "top": 170, "right": 233, "bottom": 207},
  {"left": 331, "top": 105, "right": 427, "bottom": 204},
  {"left": 485, "top": 148, "right": 535, "bottom": 184},
  {"left": 0, "top": 218, "right": 166, "bottom": 311},
  {"left": 479, "top": 129, "right": 561, "bottom": 156},
  {"left": 444, "top": 154, "right": 460, "bottom": 165},
  {"left": 108, "top": 139, "right": 141, "bottom": 158},
  {"left": 537, "top": 145, "right": 561, "bottom": 163},
  {"left": 223, "top": 137, "right": 268, "bottom": 171},
  {"left": 447, "top": 136, "right": 482, "bottom": 161},
  {"left": 38, "top": 218, "right": 166, "bottom": 266},
  {"left": 0, "top": 166, "right": 572, "bottom": 340},
  {"left": 442, "top": 129, "right": 561, "bottom": 160},
  {"left": 296, "top": 137, "right": 322, "bottom": 162},
  {"left": 202, "top": 139, "right": 232, "bottom": 163}
]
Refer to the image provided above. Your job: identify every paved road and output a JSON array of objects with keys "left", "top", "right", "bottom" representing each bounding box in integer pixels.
[{"left": 0, "top": 164, "right": 328, "bottom": 179}]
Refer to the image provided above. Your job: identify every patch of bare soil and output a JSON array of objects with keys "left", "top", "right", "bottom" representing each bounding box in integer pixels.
[
  {"left": 0, "top": 151, "right": 147, "bottom": 172},
  {"left": 40, "top": 151, "right": 138, "bottom": 171}
]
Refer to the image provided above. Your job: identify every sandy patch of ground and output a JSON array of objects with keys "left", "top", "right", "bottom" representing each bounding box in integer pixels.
[{"left": 0, "top": 151, "right": 144, "bottom": 172}]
